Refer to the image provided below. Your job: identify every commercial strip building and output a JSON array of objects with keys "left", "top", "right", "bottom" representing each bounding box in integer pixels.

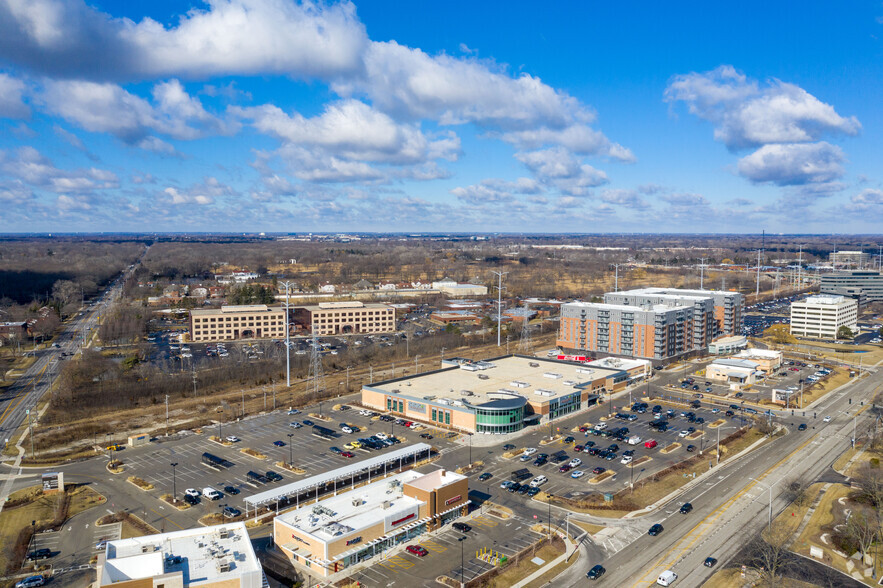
[
  {"left": 820, "top": 270, "right": 883, "bottom": 305},
  {"left": 273, "top": 468, "right": 468, "bottom": 577},
  {"left": 361, "top": 355, "right": 626, "bottom": 434},
  {"left": 790, "top": 295, "right": 858, "bottom": 340},
  {"left": 431, "top": 278, "right": 488, "bottom": 296},
  {"left": 293, "top": 301, "right": 395, "bottom": 336},
  {"left": 706, "top": 358, "right": 761, "bottom": 390},
  {"left": 189, "top": 304, "right": 286, "bottom": 342},
  {"left": 708, "top": 335, "right": 748, "bottom": 355},
  {"left": 97, "top": 522, "right": 265, "bottom": 587},
  {"left": 732, "top": 348, "right": 783, "bottom": 374},
  {"left": 558, "top": 288, "right": 744, "bottom": 362}
]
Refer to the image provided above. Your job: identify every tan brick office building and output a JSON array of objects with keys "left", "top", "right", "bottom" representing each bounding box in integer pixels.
[
  {"left": 189, "top": 304, "right": 286, "bottom": 342},
  {"left": 293, "top": 301, "right": 395, "bottom": 336}
]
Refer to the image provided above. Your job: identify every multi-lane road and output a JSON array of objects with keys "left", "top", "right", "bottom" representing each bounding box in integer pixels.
[{"left": 0, "top": 262, "right": 138, "bottom": 512}]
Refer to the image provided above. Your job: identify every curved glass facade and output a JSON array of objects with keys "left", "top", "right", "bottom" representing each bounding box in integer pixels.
[{"left": 474, "top": 405, "right": 525, "bottom": 434}]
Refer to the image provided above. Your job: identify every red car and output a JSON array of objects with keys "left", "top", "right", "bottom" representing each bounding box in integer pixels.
[
  {"left": 340, "top": 451, "right": 355, "bottom": 458},
  {"left": 406, "top": 545, "right": 428, "bottom": 557},
  {"left": 644, "top": 439, "right": 657, "bottom": 449},
  {"left": 592, "top": 466, "right": 606, "bottom": 475}
]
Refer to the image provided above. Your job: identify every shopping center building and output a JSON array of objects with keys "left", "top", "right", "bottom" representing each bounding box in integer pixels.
[
  {"left": 274, "top": 468, "right": 468, "bottom": 577},
  {"left": 361, "top": 355, "right": 628, "bottom": 434}
]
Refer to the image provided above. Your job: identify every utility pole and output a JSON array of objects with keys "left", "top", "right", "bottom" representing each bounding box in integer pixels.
[
  {"left": 492, "top": 270, "right": 507, "bottom": 346},
  {"left": 282, "top": 281, "right": 293, "bottom": 387},
  {"left": 241, "top": 389, "right": 245, "bottom": 416},
  {"left": 755, "top": 249, "right": 762, "bottom": 298},
  {"left": 165, "top": 395, "right": 169, "bottom": 435},
  {"left": 613, "top": 264, "right": 622, "bottom": 292}
]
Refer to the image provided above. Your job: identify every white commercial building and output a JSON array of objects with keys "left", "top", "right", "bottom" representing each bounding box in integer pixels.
[
  {"left": 790, "top": 295, "right": 858, "bottom": 340},
  {"left": 98, "top": 522, "right": 265, "bottom": 588}
]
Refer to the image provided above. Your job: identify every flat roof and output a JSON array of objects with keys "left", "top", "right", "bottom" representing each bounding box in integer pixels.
[
  {"left": 369, "top": 355, "right": 622, "bottom": 407},
  {"left": 191, "top": 304, "right": 282, "bottom": 316},
  {"left": 101, "top": 522, "right": 261, "bottom": 586},
  {"left": 586, "top": 357, "right": 650, "bottom": 371},
  {"left": 302, "top": 302, "right": 392, "bottom": 311},
  {"left": 712, "top": 358, "right": 759, "bottom": 369},
  {"left": 245, "top": 443, "right": 432, "bottom": 508},
  {"left": 564, "top": 301, "right": 693, "bottom": 313}
]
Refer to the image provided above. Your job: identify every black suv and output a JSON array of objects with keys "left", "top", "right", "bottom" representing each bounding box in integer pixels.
[
  {"left": 184, "top": 494, "right": 199, "bottom": 505},
  {"left": 27, "top": 549, "right": 52, "bottom": 561},
  {"left": 452, "top": 522, "right": 472, "bottom": 532},
  {"left": 586, "top": 564, "right": 606, "bottom": 580},
  {"left": 224, "top": 485, "right": 240, "bottom": 495},
  {"left": 680, "top": 502, "right": 693, "bottom": 514},
  {"left": 648, "top": 524, "right": 664, "bottom": 536}
]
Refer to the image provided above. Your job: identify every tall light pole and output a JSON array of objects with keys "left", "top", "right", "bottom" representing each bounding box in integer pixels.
[
  {"left": 170, "top": 462, "right": 178, "bottom": 502},
  {"left": 458, "top": 535, "right": 467, "bottom": 587},
  {"left": 282, "top": 281, "right": 293, "bottom": 388},
  {"left": 287, "top": 433, "right": 294, "bottom": 465},
  {"left": 492, "top": 270, "right": 507, "bottom": 346}
]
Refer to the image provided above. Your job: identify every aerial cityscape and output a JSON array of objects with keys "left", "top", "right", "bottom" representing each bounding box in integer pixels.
[{"left": 1, "top": 2, "right": 882, "bottom": 588}]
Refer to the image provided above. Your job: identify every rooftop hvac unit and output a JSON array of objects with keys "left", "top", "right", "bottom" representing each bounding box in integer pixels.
[
  {"left": 141, "top": 544, "right": 159, "bottom": 553},
  {"left": 510, "top": 381, "right": 530, "bottom": 388},
  {"left": 351, "top": 497, "right": 364, "bottom": 507},
  {"left": 382, "top": 500, "right": 392, "bottom": 510},
  {"left": 529, "top": 362, "right": 539, "bottom": 367},
  {"left": 452, "top": 400, "right": 463, "bottom": 406},
  {"left": 460, "top": 390, "right": 474, "bottom": 396},
  {"left": 563, "top": 380, "right": 577, "bottom": 386},
  {"left": 218, "top": 527, "right": 229, "bottom": 539},
  {"left": 576, "top": 367, "right": 594, "bottom": 375},
  {"left": 216, "top": 557, "right": 231, "bottom": 573},
  {"left": 543, "top": 372, "right": 563, "bottom": 379},
  {"left": 477, "top": 374, "right": 490, "bottom": 380}
]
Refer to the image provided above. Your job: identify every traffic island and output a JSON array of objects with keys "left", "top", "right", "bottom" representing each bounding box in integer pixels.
[
  {"left": 539, "top": 435, "right": 562, "bottom": 446},
  {"left": 208, "top": 435, "right": 233, "bottom": 446},
  {"left": 661, "top": 443, "right": 681, "bottom": 454},
  {"left": 455, "top": 460, "right": 484, "bottom": 475},
  {"left": 97, "top": 511, "right": 158, "bottom": 537},
  {"left": 628, "top": 456, "right": 652, "bottom": 468},
  {"left": 107, "top": 459, "right": 125, "bottom": 474},
  {"left": 308, "top": 412, "right": 331, "bottom": 422},
  {"left": 588, "top": 471, "right": 615, "bottom": 484},
  {"left": 502, "top": 448, "right": 525, "bottom": 460},
  {"left": 160, "top": 494, "right": 190, "bottom": 510},
  {"left": 275, "top": 461, "right": 306, "bottom": 474},
  {"left": 240, "top": 448, "right": 267, "bottom": 460},
  {"left": 687, "top": 431, "right": 704, "bottom": 441},
  {"left": 708, "top": 419, "right": 727, "bottom": 428},
  {"left": 126, "top": 476, "right": 154, "bottom": 491}
]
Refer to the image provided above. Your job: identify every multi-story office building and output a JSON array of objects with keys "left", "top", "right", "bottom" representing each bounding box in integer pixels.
[
  {"left": 790, "top": 295, "right": 858, "bottom": 339},
  {"left": 558, "top": 301, "right": 696, "bottom": 361},
  {"left": 820, "top": 270, "right": 883, "bottom": 305},
  {"left": 604, "top": 288, "right": 743, "bottom": 341},
  {"left": 829, "top": 251, "right": 870, "bottom": 267},
  {"left": 293, "top": 301, "right": 395, "bottom": 335},
  {"left": 189, "top": 304, "right": 286, "bottom": 342}
]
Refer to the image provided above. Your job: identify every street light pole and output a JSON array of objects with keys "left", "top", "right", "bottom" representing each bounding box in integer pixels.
[
  {"left": 170, "top": 462, "right": 178, "bottom": 502},
  {"left": 458, "top": 535, "right": 467, "bottom": 587},
  {"left": 287, "top": 433, "right": 294, "bottom": 465}
]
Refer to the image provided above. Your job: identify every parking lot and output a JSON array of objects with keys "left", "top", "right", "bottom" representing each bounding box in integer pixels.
[{"left": 114, "top": 405, "right": 461, "bottom": 519}]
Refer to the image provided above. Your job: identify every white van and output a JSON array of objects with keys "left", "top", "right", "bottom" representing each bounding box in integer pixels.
[
  {"left": 657, "top": 570, "right": 678, "bottom": 586},
  {"left": 594, "top": 422, "right": 608, "bottom": 430},
  {"left": 529, "top": 475, "right": 548, "bottom": 488},
  {"left": 627, "top": 435, "right": 642, "bottom": 445},
  {"left": 202, "top": 487, "right": 222, "bottom": 500}
]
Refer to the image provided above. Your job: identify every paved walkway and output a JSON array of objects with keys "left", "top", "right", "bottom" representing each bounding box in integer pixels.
[{"left": 510, "top": 532, "right": 578, "bottom": 588}]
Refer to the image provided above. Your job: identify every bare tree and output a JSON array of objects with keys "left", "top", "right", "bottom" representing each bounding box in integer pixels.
[
  {"left": 744, "top": 523, "right": 792, "bottom": 588},
  {"left": 845, "top": 507, "right": 878, "bottom": 561}
]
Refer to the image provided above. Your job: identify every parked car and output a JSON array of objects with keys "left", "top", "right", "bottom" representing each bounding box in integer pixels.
[
  {"left": 224, "top": 485, "right": 240, "bottom": 495},
  {"left": 478, "top": 472, "right": 493, "bottom": 481},
  {"left": 225, "top": 435, "right": 240, "bottom": 442},
  {"left": 223, "top": 506, "right": 242, "bottom": 519},
  {"left": 273, "top": 440, "right": 286, "bottom": 447},
  {"left": 184, "top": 488, "right": 200, "bottom": 498},
  {"left": 406, "top": 545, "right": 429, "bottom": 557},
  {"left": 452, "top": 522, "right": 471, "bottom": 532},
  {"left": 592, "top": 466, "right": 606, "bottom": 475},
  {"left": 686, "top": 445, "right": 696, "bottom": 452},
  {"left": 798, "top": 423, "right": 807, "bottom": 431},
  {"left": 27, "top": 549, "right": 52, "bottom": 561},
  {"left": 644, "top": 440, "right": 658, "bottom": 449},
  {"left": 288, "top": 422, "right": 302, "bottom": 429},
  {"left": 15, "top": 576, "right": 45, "bottom": 588},
  {"left": 183, "top": 494, "right": 199, "bottom": 505},
  {"left": 571, "top": 470, "right": 585, "bottom": 479}
]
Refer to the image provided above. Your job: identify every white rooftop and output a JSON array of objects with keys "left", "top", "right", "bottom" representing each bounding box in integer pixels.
[
  {"left": 100, "top": 522, "right": 263, "bottom": 587},
  {"left": 800, "top": 295, "right": 848, "bottom": 305},
  {"left": 276, "top": 471, "right": 428, "bottom": 540},
  {"left": 566, "top": 300, "right": 693, "bottom": 313},
  {"left": 586, "top": 357, "right": 650, "bottom": 372}
]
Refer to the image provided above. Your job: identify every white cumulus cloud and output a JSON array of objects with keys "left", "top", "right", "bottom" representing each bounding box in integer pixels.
[{"left": 737, "top": 142, "right": 845, "bottom": 186}]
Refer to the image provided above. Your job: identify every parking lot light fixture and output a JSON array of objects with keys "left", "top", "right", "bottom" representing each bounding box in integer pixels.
[
  {"left": 287, "top": 433, "right": 294, "bottom": 465},
  {"left": 458, "top": 535, "right": 467, "bottom": 587},
  {"left": 170, "top": 462, "right": 178, "bottom": 502}
]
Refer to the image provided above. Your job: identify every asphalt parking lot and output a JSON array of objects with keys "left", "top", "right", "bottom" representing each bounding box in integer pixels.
[{"left": 111, "top": 406, "right": 461, "bottom": 517}]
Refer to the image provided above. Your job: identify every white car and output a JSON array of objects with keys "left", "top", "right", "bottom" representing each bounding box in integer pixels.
[
  {"left": 376, "top": 432, "right": 388, "bottom": 440},
  {"left": 523, "top": 447, "right": 538, "bottom": 456},
  {"left": 288, "top": 422, "right": 302, "bottom": 429},
  {"left": 225, "top": 435, "right": 240, "bottom": 443},
  {"left": 679, "top": 430, "right": 689, "bottom": 438},
  {"left": 823, "top": 416, "right": 832, "bottom": 423},
  {"left": 184, "top": 488, "right": 200, "bottom": 498},
  {"left": 570, "top": 470, "right": 585, "bottom": 479},
  {"left": 568, "top": 458, "right": 582, "bottom": 468},
  {"left": 621, "top": 455, "right": 633, "bottom": 464},
  {"left": 288, "top": 409, "right": 300, "bottom": 415},
  {"left": 341, "top": 426, "right": 353, "bottom": 434},
  {"left": 359, "top": 410, "right": 371, "bottom": 416}
]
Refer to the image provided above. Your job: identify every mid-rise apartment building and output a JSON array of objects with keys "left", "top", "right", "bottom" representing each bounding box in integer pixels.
[
  {"left": 604, "top": 288, "right": 743, "bottom": 341},
  {"left": 189, "top": 304, "right": 286, "bottom": 342},
  {"left": 558, "top": 301, "right": 696, "bottom": 361},
  {"left": 820, "top": 270, "right": 883, "bottom": 305},
  {"left": 790, "top": 295, "right": 858, "bottom": 340},
  {"left": 293, "top": 301, "right": 395, "bottom": 335}
]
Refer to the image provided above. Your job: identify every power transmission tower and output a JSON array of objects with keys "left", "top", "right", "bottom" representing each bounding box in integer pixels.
[
  {"left": 281, "top": 281, "right": 293, "bottom": 387},
  {"left": 307, "top": 327, "right": 326, "bottom": 408},
  {"left": 699, "top": 258, "right": 707, "bottom": 289},
  {"left": 518, "top": 303, "right": 532, "bottom": 354}
]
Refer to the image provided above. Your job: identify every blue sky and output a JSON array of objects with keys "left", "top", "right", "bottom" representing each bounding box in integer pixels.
[{"left": 0, "top": 0, "right": 881, "bottom": 233}]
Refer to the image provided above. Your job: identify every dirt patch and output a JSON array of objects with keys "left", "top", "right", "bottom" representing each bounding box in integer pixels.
[
  {"left": 628, "top": 456, "right": 652, "bottom": 468},
  {"left": 240, "top": 447, "right": 267, "bottom": 460},
  {"left": 589, "top": 471, "right": 615, "bottom": 484},
  {"left": 661, "top": 442, "right": 681, "bottom": 454},
  {"left": 572, "top": 520, "right": 605, "bottom": 535},
  {"left": 96, "top": 511, "right": 158, "bottom": 536},
  {"left": 126, "top": 476, "right": 153, "bottom": 491},
  {"left": 160, "top": 494, "right": 190, "bottom": 510}
]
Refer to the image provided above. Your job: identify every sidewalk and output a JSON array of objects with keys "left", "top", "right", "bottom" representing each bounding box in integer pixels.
[{"left": 510, "top": 532, "right": 578, "bottom": 588}]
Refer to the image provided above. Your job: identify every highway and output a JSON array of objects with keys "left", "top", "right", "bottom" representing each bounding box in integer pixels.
[
  {"left": 561, "top": 367, "right": 882, "bottom": 587},
  {"left": 0, "top": 260, "right": 140, "bottom": 512}
]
